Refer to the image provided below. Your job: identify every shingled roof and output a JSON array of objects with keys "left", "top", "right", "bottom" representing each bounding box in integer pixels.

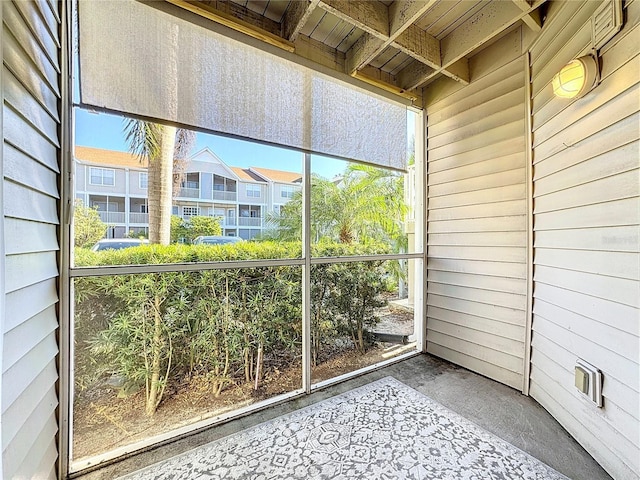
[
  {"left": 230, "top": 167, "right": 267, "bottom": 182},
  {"left": 75, "top": 146, "right": 147, "bottom": 168},
  {"left": 249, "top": 167, "right": 302, "bottom": 184}
]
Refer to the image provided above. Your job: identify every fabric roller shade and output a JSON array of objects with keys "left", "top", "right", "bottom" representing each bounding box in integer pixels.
[{"left": 77, "top": 0, "right": 408, "bottom": 171}]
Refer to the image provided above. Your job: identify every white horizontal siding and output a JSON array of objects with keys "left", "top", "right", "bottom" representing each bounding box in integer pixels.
[
  {"left": 2, "top": 362, "right": 57, "bottom": 449},
  {"left": 529, "top": 1, "right": 640, "bottom": 479},
  {"left": 3, "top": 217, "right": 58, "bottom": 255},
  {"left": 424, "top": 32, "right": 528, "bottom": 391},
  {"left": 2, "top": 0, "right": 60, "bottom": 479}
]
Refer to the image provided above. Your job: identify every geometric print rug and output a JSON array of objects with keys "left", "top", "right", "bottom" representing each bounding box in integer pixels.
[{"left": 118, "top": 377, "right": 569, "bottom": 480}]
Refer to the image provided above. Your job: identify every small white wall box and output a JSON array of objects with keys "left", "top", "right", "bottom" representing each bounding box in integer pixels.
[{"left": 575, "top": 359, "right": 603, "bottom": 407}]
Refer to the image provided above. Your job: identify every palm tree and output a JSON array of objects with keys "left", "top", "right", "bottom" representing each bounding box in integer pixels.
[
  {"left": 124, "top": 120, "right": 195, "bottom": 244},
  {"left": 266, "top": 165, "right": 407, "bottom": 249},
  {"left": 122, "top": 120, "right": 194, "bottom": 416},
  {"left": 342, "top": 164, "right": 408, "bottom": 252}
]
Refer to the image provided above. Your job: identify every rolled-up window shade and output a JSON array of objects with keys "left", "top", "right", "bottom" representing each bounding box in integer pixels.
[{"left": 77, "top": 0, "right": 407, "bottom": 171}]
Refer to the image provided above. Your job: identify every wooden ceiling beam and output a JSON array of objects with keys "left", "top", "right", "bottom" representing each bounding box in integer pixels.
[
  {"left": 389, "top": 1, "right": 438, "bottom": 37},
  {"left": 398, "top": 0, "right": 545, "bottom": 90},
  {"left": 319, "top": 1, "right": 471, "bottom": 91},
  {"left": 293, "top": 34, "right": 421, "bottom": 104},
  {"left": 397, "top": 61, "right": 434, "bottom": 91},
  {"left": 327, "top": 1, "right": 440, "bottom": 77},
  {"left": 442, "top": 58, "right": 470, "bottom": 84},
  {"left": 521, "top": 8, "right": 543, "bottom": 32},
  {"left": 394, "top": 24, "right": 440, "bottom": 69},
  {"left": 440, "top": 0, "right": 544, "bottom": 66},
  {"left": 283, "top": 0, "right": 320, "bottom": 41},
  {"left": 166, "top": 0, "right": 294, "bottom": 51},
  {"left": 512, "top": 0, "right": 543, "bottom": 32},
  {"left": 200, "top": 0, "right": 282, "bottom": 35},
  {"left": 352, "top": 71, "right": 419, "bottom": 101},
  {"left": 319, "top": 0, "right": 395, "bottom": 77},
  {"left": 346, "top": 35, "right": 387, "bottom": 75},
  {"left": 398, "top": 56, "right": 468, "bottom": 91},
  {"left": 318, "top": 0, "right": 389, "bottom": 38},
  {"left": 170, "top": 0, "right": 421, "bottom": 104}
]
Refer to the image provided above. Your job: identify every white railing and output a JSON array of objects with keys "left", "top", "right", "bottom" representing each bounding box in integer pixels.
[
  {"left": 223, "top": 218, "right": 237, "bottom": 227},
  {"left": 98, "top": 211, "right": 126, "bottom": 223},
  {"left": 178, "top": 187, "right": 200, "bottom": 198},
  {"left": 238, "top": 217, "right": 262, "bottom": 227},
  {"left": 129, "top": 213, "right": 149, "bottom": 224},
  {"left": 213, "top": 190, "right": 237, "bottom": 201}
]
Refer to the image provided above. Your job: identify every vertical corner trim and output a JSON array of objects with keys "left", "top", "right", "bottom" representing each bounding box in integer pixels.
[{"left": 522, "top": 52, "right": 534, "bottom": 396}]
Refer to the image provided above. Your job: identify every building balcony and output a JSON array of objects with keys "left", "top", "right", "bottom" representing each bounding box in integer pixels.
[
  {"left": 178, "top": 187, "right": 200, "bottom": 198},
  {"left": 238, "top": 217, "right": 262, "bottom": 227},
  {"left": 98, "top": 211, "right": 126, "bottom": 224},
  {"left": 213, "top": 190, "right": 237, "bottom": 202},
  {"left": 129, "top": 212, "right": 149, "bottom": 224}
]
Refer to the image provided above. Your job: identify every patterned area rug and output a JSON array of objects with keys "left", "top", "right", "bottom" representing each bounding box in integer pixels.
[{"left": 119, "top": 377, "right": 569, "bottom": 479}]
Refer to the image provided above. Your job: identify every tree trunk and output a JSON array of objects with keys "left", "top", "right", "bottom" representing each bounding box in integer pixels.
[
  {"left": 146, "top": 295, "right": 163, "bottom": 416},
  {"left": 357, "top": 327, "right": 364, "bottom": 353},
  {"left": 148, "top": 125, "right": 176, "bottom": 245},
  {"left": 253, "top": 343, "right": 263, "bottom": 391}
]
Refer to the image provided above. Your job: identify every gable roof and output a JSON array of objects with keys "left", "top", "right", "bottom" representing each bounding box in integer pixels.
[
  {"left": 75, "top": 146, "right": 146, "bottom": 169},
  {"left": 230, "top": 167, "right": 267, "bottom": 183},
  {"left": 249, "top": 167, "right": 302, "bottom": 184},
  {"left": 189, "top": 147, "right": 241, "bottom": 180}
]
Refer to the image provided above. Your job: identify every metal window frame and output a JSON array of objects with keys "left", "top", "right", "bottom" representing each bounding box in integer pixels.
[
  {"left": 65, "top": 159, "right": 426, "bottom": 475},
  {"left": 89, "top": 166, "right": 116, "bottom": 186},
  {"left": 281, "top": 185, "right": 295, "bottom": 198},
  {"left": 246, "top": 184, "right": 262, "bottom": 197},
  {"left": 62, "top": 15, "right": 427, "bottom": 474},
  {"left": 139, "top": 172, "right": 148, "bottom": 189},
  {"left": 59, "top": 0, "right": 73, "bottom": 477}
]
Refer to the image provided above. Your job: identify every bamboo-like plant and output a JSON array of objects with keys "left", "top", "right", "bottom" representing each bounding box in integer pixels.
[{"left": 75, "top": 242, "right": 386, "bottom": 414}]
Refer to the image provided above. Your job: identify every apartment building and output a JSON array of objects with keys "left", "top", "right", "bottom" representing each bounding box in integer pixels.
[{"left": 74, "top": 146, "right": 302, "bottom": 240}]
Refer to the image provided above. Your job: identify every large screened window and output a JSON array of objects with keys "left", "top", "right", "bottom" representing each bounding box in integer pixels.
[
  {"left": 70, "top": 0, "right": 424, "bottom": 473},
  {"left": 70, "top": 111, "right": 423, "bottom": 471}
]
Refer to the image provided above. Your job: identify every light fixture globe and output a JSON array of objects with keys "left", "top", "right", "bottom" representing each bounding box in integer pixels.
[{"left": 552, "top": 55, "right": 600, "bottom": 99}]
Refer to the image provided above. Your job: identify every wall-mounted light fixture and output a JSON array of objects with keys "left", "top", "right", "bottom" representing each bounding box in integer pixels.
[
  {"left": 551, "top": 0, "right": 623, "bottom": 100},
  {"left": 552, "top": 55, "right": 600, "bottom": 99}
]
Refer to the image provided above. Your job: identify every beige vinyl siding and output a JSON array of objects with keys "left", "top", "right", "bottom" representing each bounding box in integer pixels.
[
  {"left": 424, "top": 28, "right": 528, "bottom": 391},
  {"left": 2, "top": 1, "right": 61, "bottom": 479},
  {"left": 529, "top": 1, "right": 640, "bottom": 479}
]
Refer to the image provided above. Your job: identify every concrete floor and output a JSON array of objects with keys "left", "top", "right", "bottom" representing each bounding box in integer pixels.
[{"left": 75, "top": 354, "right": 612, "bottom": 480}]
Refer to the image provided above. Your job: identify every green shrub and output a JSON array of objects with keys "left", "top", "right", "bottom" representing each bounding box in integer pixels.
[
  {"left": 73, "top": 199, "right": 108, "bottom": 248},
  {"left": 170, "top": 215, "right": 222, "bottom": 243},
  {"left": 75, "top": 241, "right": 388, "bottom": 414}
]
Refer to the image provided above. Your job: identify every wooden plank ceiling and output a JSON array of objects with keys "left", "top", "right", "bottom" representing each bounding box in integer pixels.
[{"left": 168, "top": 0, "right": 545, "bottom": 103}]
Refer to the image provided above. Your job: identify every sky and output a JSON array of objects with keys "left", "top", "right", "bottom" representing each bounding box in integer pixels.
[
  {"left": 74, "top": 108, "right": 352, "bottom": 180},
  {"left": 74, "top": 107, "right": 415, "bottom": 180}
]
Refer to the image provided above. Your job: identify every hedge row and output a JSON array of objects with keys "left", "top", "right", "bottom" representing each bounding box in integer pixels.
[{"left": 74, "top": 241, "right": 391, "bottom": 415}]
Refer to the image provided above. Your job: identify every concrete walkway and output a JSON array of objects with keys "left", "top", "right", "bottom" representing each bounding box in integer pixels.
[{"left": 77, "top": 354, "right": 612, "bottom": 480}]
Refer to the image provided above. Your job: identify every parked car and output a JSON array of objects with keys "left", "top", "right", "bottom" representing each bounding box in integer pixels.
[
  {"left": 193, "top": 235, "right": 244, "bottom": 245},
  {"left": 91, "top": 238, "right": 149, "bottom": 251}
]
